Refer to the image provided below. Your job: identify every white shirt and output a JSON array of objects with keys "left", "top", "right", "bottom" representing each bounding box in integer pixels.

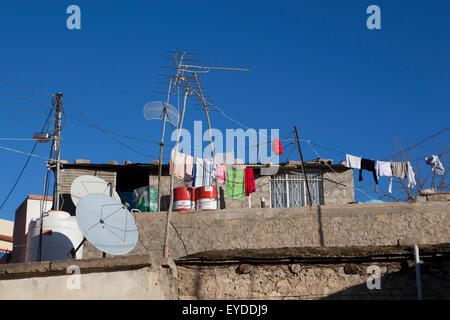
[{"left": 345, "top": 154, "right": 361, "bottom": 169}]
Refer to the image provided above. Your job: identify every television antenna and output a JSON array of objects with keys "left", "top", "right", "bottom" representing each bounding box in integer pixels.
[
  {"left": 160, "top": 50, "right": 249, "bottom": 258},
  {"left": 71, "top": 193, "right": 138, "bottom": 256}
]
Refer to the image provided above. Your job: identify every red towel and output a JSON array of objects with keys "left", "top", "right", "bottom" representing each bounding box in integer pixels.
[
  {"left": 245, "top": 168, "right": 256, "bottom": 197},
  {"left": 272, "top": 138, "right": 284, "bottom": 155}
]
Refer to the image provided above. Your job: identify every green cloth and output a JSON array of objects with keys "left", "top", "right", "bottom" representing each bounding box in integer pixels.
[
  {"left": 226, "top": 167, "right": 245, "bottom": 199},
  {"left": 133, "top": 186, "right": 158, "bottom": 212}
]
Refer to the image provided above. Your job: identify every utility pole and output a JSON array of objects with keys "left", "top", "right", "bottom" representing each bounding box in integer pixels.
[
  {"left": 53, "top": 93, "right": 63, "bottom": 211},
  {"left": 293, "top": 126, "right": 313, "bottom": 207},
  {"left": 163, "top": 87, "right": 189, "bottom": 258},
  {"left": 157, "top": 52, "right": 186, "bottom": 211}
]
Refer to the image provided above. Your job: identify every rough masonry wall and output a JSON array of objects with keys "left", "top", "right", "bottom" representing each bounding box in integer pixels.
[
  {"left": 83, "top": 201, "right": 450, "bottom": 259},
  {"left": 322, "top": 170, "right": 355, "bottom": 205},
  {"left": 177, "top": 259, "right": 450, "bottom": 300}
]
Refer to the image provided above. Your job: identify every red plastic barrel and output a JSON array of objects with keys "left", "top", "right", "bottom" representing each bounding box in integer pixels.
[
  {"left": 195, "top": 186, "right": 217, "bottom": 211},
  {"left": 173, "top": 187, "right": 195, "bottom": 211}
]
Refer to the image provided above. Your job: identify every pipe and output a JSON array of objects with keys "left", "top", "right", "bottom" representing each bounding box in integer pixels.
[{"left": 412, "top": 244, "right": 423, "bottom": 300}]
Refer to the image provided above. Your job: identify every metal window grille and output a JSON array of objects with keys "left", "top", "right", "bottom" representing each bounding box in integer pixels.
[{"left": 270, "top": 171, "right": 323, "bottom": 208}]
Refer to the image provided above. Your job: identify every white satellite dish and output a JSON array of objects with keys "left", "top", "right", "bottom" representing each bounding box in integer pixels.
[
  {"left": 70, "top": 175, "right": 121, "bottom": 207},
  {"left": 76, "top": 193, "right": 138, "bottom": 255}
]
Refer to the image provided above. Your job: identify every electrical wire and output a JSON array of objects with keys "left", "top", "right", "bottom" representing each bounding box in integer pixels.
[
  {"left": 0, "top": 107, "right": 54, "bottom": 212},
  {"left": 62, "top": 95, "right": 163, "bottom": 160},
  {"left": 0, "top": 89, "right": 53, "bottom": 109},
  {"left": 0, "top": 77, "right": 52, "bottom": 97}
]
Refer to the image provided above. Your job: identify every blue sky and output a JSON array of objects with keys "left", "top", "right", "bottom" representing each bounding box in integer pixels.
[{"left": 0, "top": 1, "right": 448, "bottom": 220}]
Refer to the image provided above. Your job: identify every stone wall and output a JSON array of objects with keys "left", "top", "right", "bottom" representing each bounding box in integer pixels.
[
  {"left": 322, "top": 170, "right": 355, "bottom": 205},
  {"left": 177, "top": 255, "right": 450, "bottom": 300},
  {"left": 0, "top": 255, "right": 178, "bottom": 299},
  {"left": 83, "top": 201, "right": 450, "bottom": 259}
]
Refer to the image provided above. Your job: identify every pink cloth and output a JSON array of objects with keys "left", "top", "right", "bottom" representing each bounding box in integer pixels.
[
  {"left": 170, "top": 149, "right": 193, "bottom": 181},
  {"left": 217, "top": 164, "right": 227, "bottom": 184}
]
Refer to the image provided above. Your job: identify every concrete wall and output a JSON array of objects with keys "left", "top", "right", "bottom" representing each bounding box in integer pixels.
[
  {"left": 0, "top": 255, "right": 178, "bottom": 300},
  {"left": 0, "top": 219, "right": 13, "bottom": 254},
  {"left": 10, "top": 196, "right": 52, "bottom": 263},
  {"left": 322, "top": 170, "right": 355, "bottom": 205},
  {"left": 83, "top": 201, "right": 450, "bottom": 259}
]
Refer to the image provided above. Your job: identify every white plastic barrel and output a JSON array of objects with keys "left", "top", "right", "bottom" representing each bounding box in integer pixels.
[{"left": 25, "top": 210, "right": 84, "bottom": 262}]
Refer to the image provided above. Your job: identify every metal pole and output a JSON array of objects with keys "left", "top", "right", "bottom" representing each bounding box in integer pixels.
[
  {"left": 413, "top": 244, "right": 423, "bottom": 300},
  {"left": 163, "top": 89, "right": 189, "bottom": 258},
  {"left": 53, "top": 93, "right": 63, "bottom": 210},
  {"left": 157, "top": 78, "right": 171, "bottom": 211},
  {"left": 293, "top": 126, "right": 313, "bottom": 207},
  {"left": 193, "top": 73, "right": 219, "bottom": 205}
]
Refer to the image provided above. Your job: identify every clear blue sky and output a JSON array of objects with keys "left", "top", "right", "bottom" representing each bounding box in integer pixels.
[{"left": 0, "top": 1, "right": 448, "bottom": 221}]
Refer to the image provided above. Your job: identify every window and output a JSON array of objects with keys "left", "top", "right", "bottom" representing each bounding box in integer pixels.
[{"left": 270, "top": 171, "right": 323, "bottom": 207}]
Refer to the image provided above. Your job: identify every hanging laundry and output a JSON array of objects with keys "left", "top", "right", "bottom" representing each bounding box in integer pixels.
[
  {"left": 425, "top": 155, "right": 445, "bottom": 175},
  {"left": 359, "top": 158, "right": 378, "bottom": 185},
  {"left": 216, "top": 164, "right": 227, "bottom": 184},
  {"left": 406, "top": 161, "right": 416, "bottom": 189},
  {"left": 391, "top": 162, "right": 407, "bottom": 179},
  {"left": 202, "top": 158, "right": 213, "bottom": 187},
  {"left": 271, "top": 138, "right": 284, "bottom": 155},
  {"left": 345, "top": 154, "right": 361, "bottom": 169},
  {"left": 169, "top": 149, "right": 193, "bottom": 181},
  {"left": 376, "top": 160, "right": 393, "bottom": 193},
  {"left": 184, "top": 155, "right": 194, "bottom": 181},
  {"left": 193, "top": 158, "right": 204, "bottom": 187},
  {"left": 245, "top": 168, "right": 256, "bottom": 197},
  {"left": 226, "top": 166, "right": 245, "bottom": 199}
]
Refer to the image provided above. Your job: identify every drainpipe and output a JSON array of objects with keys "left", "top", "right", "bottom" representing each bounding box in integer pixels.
[{"left": 412, "top": 244, "right": 423, "bottom": 300}]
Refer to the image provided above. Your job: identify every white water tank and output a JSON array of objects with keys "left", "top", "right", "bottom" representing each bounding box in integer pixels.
[{"left": 25, "top": 210, "right": 83, "bottom": 262}]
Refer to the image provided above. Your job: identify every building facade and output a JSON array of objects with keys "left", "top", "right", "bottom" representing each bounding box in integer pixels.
[{"left": 54, "top": 159, "right": 354, "bottom": 214}]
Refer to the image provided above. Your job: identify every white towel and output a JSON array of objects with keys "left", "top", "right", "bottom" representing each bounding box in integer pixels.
[
  {"left": 376, "top": 160, "right": 394, "bottom": 193},
  {"left": 345, "top": 154, "right": 361, "bottom": 169},
  {"left": 406, "top": 161, "right": 416, "bottom": 189}
]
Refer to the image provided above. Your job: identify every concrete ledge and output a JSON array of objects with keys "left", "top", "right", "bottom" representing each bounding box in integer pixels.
[{"left": 0, "top": 255, "right": 167, "bottom": 280}]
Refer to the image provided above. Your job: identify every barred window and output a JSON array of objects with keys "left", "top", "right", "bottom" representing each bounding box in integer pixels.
[{"left": 270, "top": 171, "right": 323, "bottom": 208}]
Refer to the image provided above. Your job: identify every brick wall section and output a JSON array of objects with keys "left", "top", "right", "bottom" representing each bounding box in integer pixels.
[{"left": 82, "top": 201, "right": 450, "bottom": 259}]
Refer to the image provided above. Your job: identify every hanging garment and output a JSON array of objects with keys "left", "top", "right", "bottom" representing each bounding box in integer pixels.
[
  {"left": 193, "top": 158, "right": 204, "bottom": 187},
  {"left": 391, "top": 162, "right": 407, "bottom": 179},
  {"left": 244, "top": 168, "right": 256, "bottom": 197},
  {"left": 406, "top": 161, "right": 416, "bottom": 189},
  {"left": 425, "top": 155, "right": 445, "bottom": 175},
  {"left": 226, "top": 166, "right": 245, "bottom": 199},
  {"left": 359, "top": 158, "right": 378, "bottom": 185},
  {"left": 375, "top": 161, "right": 393, "bottom": 193},
  {"left": 271, "top": 138, "right": 284, "bottom": 155},
  {"left": 184, "top": 155, "right": 194, "bottom": 181},
  {"left": 345, "top": 154, "right": 361, "bottom": 169},
  {"left": 170, "top": 149, "right": 187, "bottom": 180},
  {"left": 203, "top": 158, "right": 213, "bottom": 187},
  {"left": 216, "top": 164, "right": 227, "bottom": 184}
]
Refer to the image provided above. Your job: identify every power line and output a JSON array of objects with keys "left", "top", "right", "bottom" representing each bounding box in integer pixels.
[
  {"left": 0, "top": 108, "right": 54, "bottom": 212},
  {"left": 0, "top": 89, "right": 53, "bottom": 109},
  {"left": 62, "top": 95, "right": 163, "bottom": 160},
  {"left": 0, "top": 113, "right": 45, "bottom": 129},
  {"left": 0, "top": 101, "right": 51, "bottom": 119},
  {"left": 0, "top": 77, "right": 52, "bottom": 97}
]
